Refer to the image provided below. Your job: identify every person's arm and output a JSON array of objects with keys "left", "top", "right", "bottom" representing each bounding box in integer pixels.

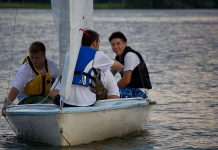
[
  {"left": 102, "top": 70, "right": 120, "bottom": 99},
  {"left": 111, "top": 60, "right": 123, "bottom": 72},
  {"left": 110, "top": 69, "right": 118, "bottom": 76},
  {"left": 117, "top": 70, "right": 132, "bottom": 88},
  {"left": 2, "top": 87, "right": 19, "bottom": 117},
  {"left": 107, "top": 95, "right": 119, "bottom": 99},
  {"left": 7, "top": 87, "right": 19, "bottom": 103},
  {"left": 8, "top": 64, "right": 30, "bottom": 102},
  {"left": 117, "top": 52, "right": 140, "bottom": 88},
  {"left": 50, "top": 89, "right": 59, "bottom": 100},
  {"left": 94, "top": 51, "right": 123, "bottom": 72},
  {"left": 50, "top": 76, "right": 60, "bottom": 100}
]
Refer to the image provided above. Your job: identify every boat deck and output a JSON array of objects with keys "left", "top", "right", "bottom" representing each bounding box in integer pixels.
[{"left": 6, "top": 98, "right": 150, "bottom": 115}]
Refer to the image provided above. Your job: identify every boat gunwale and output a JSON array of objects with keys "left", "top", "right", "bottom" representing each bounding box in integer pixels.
[{"left": 6, "top": 98, "right": 150, "bottom": 115}]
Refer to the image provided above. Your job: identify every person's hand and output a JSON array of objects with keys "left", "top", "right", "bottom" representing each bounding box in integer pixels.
[
  {"left": 2, "top": 98, "right": 11, "bottom": 117},
  {"left": 53, "top": 94, "right": 60, "bottom": 105}
]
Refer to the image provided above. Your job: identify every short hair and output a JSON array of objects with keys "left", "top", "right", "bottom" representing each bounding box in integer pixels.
[
  {"left": 29, "top": 41, "right": 46, "bottom": 54},
  {"left": 108, "top": 31, "right": 127, "bottom": 42},
  {"left": 81, "top": 29, "right": 99, "bottom": 46}
]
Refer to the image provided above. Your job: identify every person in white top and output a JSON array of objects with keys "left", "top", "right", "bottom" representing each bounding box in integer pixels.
[
  {"left": 109, "top": 31, "right": 152, "bottom": 98},
  {"left": 2, "top": 41, "right": 59, "bottom": 117},
  {"left": 51, "top": 29, "right": 123, "bottom": 107}
]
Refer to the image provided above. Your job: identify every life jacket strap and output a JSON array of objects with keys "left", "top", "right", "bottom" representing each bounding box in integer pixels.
[
  {"left": 74, "top": 70, "right": 96, "bottom": 81},
  {"left": 27, "top": 56, "right": 39, "bottom": 75}
]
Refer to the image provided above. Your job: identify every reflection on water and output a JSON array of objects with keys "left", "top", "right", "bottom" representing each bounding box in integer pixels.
[{"left": 0, "top": 9, "right": 218, "bottom": 149}]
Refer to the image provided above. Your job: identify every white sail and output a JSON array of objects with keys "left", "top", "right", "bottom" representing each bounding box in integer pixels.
[
  {"left": 51, "top": 0, "right": 93, "bottom": 72},
  {"left": 51, "top": 0, "right": 93, "bottom": 100},
  {"left": 51, "top": 0, "right": 70, "bottom": 72}
]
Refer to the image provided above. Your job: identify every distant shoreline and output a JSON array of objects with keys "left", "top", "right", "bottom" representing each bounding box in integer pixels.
[
  {"left": 0, "top": 2, "right": 123, "bottom": 9},
  {"left": 0, "top": 2, "right": 217, "bottom": 9},
  {"left": 0, "top": 2, "right": 50, "bottom": 9}
]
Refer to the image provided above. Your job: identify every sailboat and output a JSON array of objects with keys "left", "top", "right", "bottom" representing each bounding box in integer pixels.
[{"left": 5, "top": 0, "right": 152, "bottom": 146}]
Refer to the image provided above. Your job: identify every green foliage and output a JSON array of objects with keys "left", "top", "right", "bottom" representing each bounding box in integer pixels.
[
  {"left": 94, "top": 0, "right": 218, "bottom": 9},
  {"left": 125, "top": 0, "right": 153, "bottom": 8},
  {"left": 94, "top": 3, "right": 122, "bottom": 9},
  {"left": 0, "top": 2, "right": 50, "bottom": 9},
  {"left": 0, "top": 0, "right": 217, "bottom": 9}
]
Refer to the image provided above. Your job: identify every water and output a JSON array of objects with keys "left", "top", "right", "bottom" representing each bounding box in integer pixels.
[{"left": 0, "top": 9, "right": 218, "bottom": 149}]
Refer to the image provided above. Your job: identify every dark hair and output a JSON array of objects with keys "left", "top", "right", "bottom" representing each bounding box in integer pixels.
[
  {"left": 108, "top": 31, "right": 127, "bottom": 42},
  {"left": 81, "top": 29, "right": 99, "bottom": 46},
  {"left": 29, "top": 41, "right": 46, "bottom": 54}
]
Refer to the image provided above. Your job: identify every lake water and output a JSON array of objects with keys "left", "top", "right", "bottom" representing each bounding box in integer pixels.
[{"left": 0, "top": 9, "right": 218, "bottom": 149}]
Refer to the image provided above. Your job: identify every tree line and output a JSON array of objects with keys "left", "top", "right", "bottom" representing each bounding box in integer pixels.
[
  {"left": 95, "top": 0, "right": 218, "bottom": 8},
  {"left": 0, "top": 0, "right": 218, "bottom": 9}
]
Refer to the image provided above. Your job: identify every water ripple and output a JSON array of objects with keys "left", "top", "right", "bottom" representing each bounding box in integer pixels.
[{"left": 0, "top": 9, "right": 218, "bottom": 149}]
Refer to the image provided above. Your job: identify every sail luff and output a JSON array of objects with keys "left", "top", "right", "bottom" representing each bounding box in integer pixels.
[
  {"left": 59, "top": 0, "right": 93, "bottom": 100},
  {"left": 51, "top": 0, "right": 69, "bottom": 72},
  {"left": 51, "top": 0, "right": 93, "bottom": 72},
  {"left": 58, "top": 1, "right": 70, "bottom": 72}
]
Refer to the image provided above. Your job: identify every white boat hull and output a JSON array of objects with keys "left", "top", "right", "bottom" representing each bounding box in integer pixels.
[{"left": 6, "top": 98, "right": 151, "bottom": 146}]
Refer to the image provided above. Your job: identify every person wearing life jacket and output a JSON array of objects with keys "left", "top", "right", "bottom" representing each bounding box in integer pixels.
[
  {"left": 52, "top": 29, "right": 123, "bottom": 107},
  {"left": 109, "top": 31, "right": 152, "bottom": 99},
  {"left": 2, "top": 41, "right": 59, "bottom": 117}
]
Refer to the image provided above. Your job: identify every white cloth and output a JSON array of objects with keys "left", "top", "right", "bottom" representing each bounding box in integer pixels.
[
  {"left": 55, "top": 51, "right": 118, "bottom": 106},
  {"left": 101, "top": 70, "right": 119, "bottom": 97},
  {"left": 93, "top": 51, "right": 114, "bottom": 71},
  {"left": 12, "top": 59, "right": 59, "bottom": 100},
  {"left": 123, "top": 52, "right": 140, "bottom": 71},
  {"left": 123, "top": 51, "right": 149, "bottom": 95}
]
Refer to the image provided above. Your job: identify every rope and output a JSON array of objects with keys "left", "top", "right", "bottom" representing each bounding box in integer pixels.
[
  {"left": 7, "top": 9, "right": 18, "bottom": 94},
  {"left": 120, "top": 0, "right": 135, "bottom": 48},
  {"left": 5, "top": 116, "right": 18, "bottom": 136},
  {"left": 39, "top": 75, "right": 62, "bottom": 104},
  {"left": 120, "top": 0, "right": 152, "bottom": 101},
  {"left": 60, "top": 127, "right": 71, "bottom": 146}
]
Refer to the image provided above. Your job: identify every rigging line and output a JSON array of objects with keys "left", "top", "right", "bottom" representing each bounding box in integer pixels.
[
  {"left": 5, "top": 116, "right": 18, "bottom": 136},
  {"left": 60, "top": 127, "right": 71, "bottom": 146},
  {"left": 120, "top": 0, "right": 135, "bottom": 48},
  {"left": 56, "top": 2, "right": 63, "bottom": 108},
  {"left": 120, "top": 0, "right": 148, "bottom": 92},
  {"left": 102, "top": 0, "right": 113, "bottom": 41},
  {"left": 39, "top": 75, "right": 62, "bottom": 104},
  {"left": 7, "top": 9, "right": 18, "bottom": 95}
]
